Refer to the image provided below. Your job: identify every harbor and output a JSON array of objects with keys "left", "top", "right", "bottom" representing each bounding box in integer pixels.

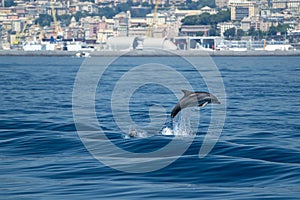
[
  {"left": 1, "top": 48, "right": 300, "bottom": 57},
  {"left": 1, "top": 0, "right": 300, "bottom": 57},
  {"left": 2, "top": 35, "right": 300, "bottom": 57}
]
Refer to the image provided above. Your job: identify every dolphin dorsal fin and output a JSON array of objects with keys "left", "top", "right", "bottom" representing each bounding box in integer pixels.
[{"left": 182, "top": 90, "right": 193, "bottom": 97}]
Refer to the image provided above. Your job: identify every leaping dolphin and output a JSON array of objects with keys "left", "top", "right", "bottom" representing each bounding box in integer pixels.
[{"left": 171, "top": 90, "right": 220, "bottom": 118}]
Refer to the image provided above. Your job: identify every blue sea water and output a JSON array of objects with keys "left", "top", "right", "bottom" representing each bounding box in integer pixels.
[{"left": 0, "top": 55, "right": 300, "bottom": 199}]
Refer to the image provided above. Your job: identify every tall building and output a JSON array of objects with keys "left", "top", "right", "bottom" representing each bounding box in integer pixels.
[
  {"left": 215, "top": 0, "right": 228, "bottom": 8},
  {"left": 230, "top": 1, "right": 259, "bottom": 21},
  {"left": 272, "top": 0, "right": 300, "bottom": 12}
]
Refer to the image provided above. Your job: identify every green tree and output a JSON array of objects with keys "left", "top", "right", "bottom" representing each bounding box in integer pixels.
[
  {"left": 224, "top": 27, "right": 235, "bottom": 39},
  {"left": 197, "top": 0, "right": 216, "bottom": 8},
  {"left": 116, "top": 3, "right": 131, "bottom": 13},
  {"left": 187, "top": 2, "right": 198, "bottom": 10},
  {"left": 131, "top": 7, "right": 151, "bottom": 18},
  {"left": 4, "top": 0, "right": 16, "bottom": 7},
  {"left": 181, "top": 15, "right": 199, "bottom": 25},
  {"left": 73, "top": 11, "right": 89, "bottom": 21},
  {"left": 197, "top": 13, "right": 211, "bottom": 25},
  {"left": 184, "top": 0, "right": 216, "bottom": 9},
  {"left": 141, "top": 2, "right": 150, "bottom": 7},
  {"left": 80, "top": 0, "right": 95, "bottom": 2},
  {"left": 214, "top": 10, "right": 230, "bottom": 23},
  {"left": 267, "top": 24, "right": 290, "bottom": 36},
  {"left": 35, "top": 14, "right": 53, "bottom": 27},
  {"left": 127, "top": 0, "right": 133, "bottom": 6},
  {"left": 268, "top": 26, "right": 278, "bottom": 36},
  {"left": 196, "top": 31, "right": 204, "bottom": 36},
  {"left": 208, "top": 27, "right": 220, "bottom": 36},
  {"left": 99, "top": 6, "right": 116, "bottom": 18},
  {"left": 248, "top": 27, "right": 265, "bottom": 39},
  {"left": 248, "top": 27, "right": 256, "bottom": 36},
  {"left": 236, "top": 29, "right": 245, "bottom": 39},
  {"left": 181, "top": 10, "right": 230, "bottom": 25},
  {"left": 57, "top": 14, "right": 72, "bottom": 26}
]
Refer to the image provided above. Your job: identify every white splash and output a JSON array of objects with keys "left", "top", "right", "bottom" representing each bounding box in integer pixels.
[
  {"left": 124, "top": 109, "right": 196, "bottom": 138},
  {"left": 124, "top": 126, "right": 148, "bottom": 139},
  {"left": 162, "top": 109, "right": 194, "bottom": 136},
  {"left": 161, "top": 127, "right": 173, "bottom": 135}
]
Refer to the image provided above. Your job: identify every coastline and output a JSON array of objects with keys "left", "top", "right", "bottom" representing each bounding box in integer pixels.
[{"left": 1, "top": 50, "right": 300, "bottom": 57}]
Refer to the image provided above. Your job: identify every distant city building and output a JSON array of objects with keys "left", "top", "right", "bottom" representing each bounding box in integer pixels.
[
  {"left": 174, "top": 9, "right": 202, "bottom": 21},
  {"left": 76, "top": 2, "right": 99, "bottom": 14},
  {"left": 130, "top": 18, "right": 147, "bottom": 27},
  {"left": 172, "top": 0, "right": 187, "bottom": 5},
  {"left": 260, "top": 8, "right": 272, "bottom": 18},
  {"left": 146, "top": 13, "right": 167, "bottom": 25},
  {"left": 272, "top": 0, "right": 287, "bottom": 9},
  {"left": 218, "top": 22, "right": 235, "bottom": 36},
  {"left": 95, "top": 0, "right": 115, "bottom": 3},
  {"left": 81, "top": 16, "right": 103, "bottom": 39},
  {"left": 241, "top": 17, "right": 252, "bottom": 31},
  {"left": 200, "top": 6, "right": 217, "bottom": 15},
  {"left": 1, "top": 0, "right": 300, "bottom": 50},
  {"left": 259, "top": 19, "right": 272, "bottom": 32},
  {"left": 230, "top": 1, "right": 259, "bottom": 21},
  {"left": 128, "top": 26, "right": 148, "bottom": 37},
  {"left": 0, "top": 7, "right": 11, "bottom": 14},
  {"left": 113, "top": 11, "right": 131, "bottom": 36},
  {"left": 272, "top": 0, "right": 300, "bottom": 12},
  {"left": 215, "top": 0, "right": 228, "bottom": 8},
  {"left": 179, "top": 25, "right": 211, "bottom": 36},
  {"left": 241, "top": 16, "right": 263, "bottom": 32}
]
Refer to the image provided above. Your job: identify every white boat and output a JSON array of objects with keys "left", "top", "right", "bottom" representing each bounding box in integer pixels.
[
  {"left": 228, "top": 47, "right": 248, "bottom": 51},
  {"left": 44, "top": 42, "right": 56, "bottom": 51},
  {"left": 216, "top": 40, "right": 295, "bottom": 52},
  {"left": 66, "top": 42, "right": 82, "bottom": 51},
  {"left": 75, "top": 52, "right": 90, "bottom": 58},
  {"left": 264, "top": 44, "right": 294, "bottom": 51},
  {"left": 64, "top": 41, "right": 95, "bottom": 52},
  {"left": 23, "top": 42, "right": 42, "bottom": 51}
]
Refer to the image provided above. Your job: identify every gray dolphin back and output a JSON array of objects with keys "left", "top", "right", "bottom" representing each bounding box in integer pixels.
[{"left": 171, "top": 90, "right": 220, "bottom": 118}]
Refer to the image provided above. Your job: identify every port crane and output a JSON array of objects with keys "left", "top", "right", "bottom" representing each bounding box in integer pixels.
[
  {"left": 146, "top": 0, "right": 159, "bottom": 37},
  {"left": 51, "top": 0, "right": 63, "bottom": 38},
  {"left": 12, "top": 17, "right": 31, "bottom": 45}
]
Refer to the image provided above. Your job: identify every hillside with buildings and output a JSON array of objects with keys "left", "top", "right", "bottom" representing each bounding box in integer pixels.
[{"left": 0, "top": 0, "right": 300, "bottom": 51}]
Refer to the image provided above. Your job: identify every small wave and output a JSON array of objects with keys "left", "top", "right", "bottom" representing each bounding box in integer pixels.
[
  {"left": 125, "top": 116, "right": 194, "bottom": 138},
  {"left": 125, "top": 109, "right": 196, "bottom": 138}
]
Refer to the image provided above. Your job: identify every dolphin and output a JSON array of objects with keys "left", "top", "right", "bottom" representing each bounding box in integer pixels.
[{"left": 171, "top": 90, "right": 220, "bottom": 118}]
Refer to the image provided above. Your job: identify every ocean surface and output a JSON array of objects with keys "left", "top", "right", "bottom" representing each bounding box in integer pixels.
[{"left": 1, "top": 55, "right": 300, "bottom": 199}]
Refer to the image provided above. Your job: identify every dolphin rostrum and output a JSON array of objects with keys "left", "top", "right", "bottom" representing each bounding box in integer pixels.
[{"left": 171, "top": 90, "right": 220, "bottom": 118}]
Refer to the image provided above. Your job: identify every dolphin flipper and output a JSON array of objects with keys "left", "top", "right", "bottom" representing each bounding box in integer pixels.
[{"left": 199, "top": 102, "right": 208, "bottom": 108}]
